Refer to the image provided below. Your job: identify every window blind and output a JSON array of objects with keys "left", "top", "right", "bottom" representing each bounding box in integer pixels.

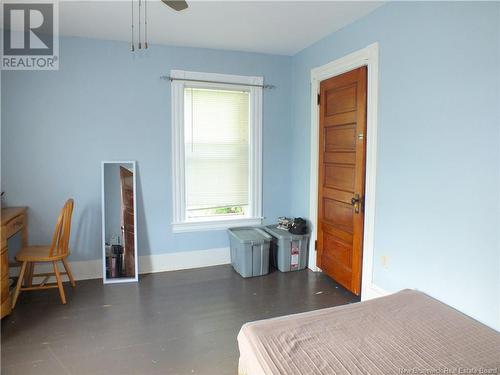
[{"left": 184, "top": 87, "right": 250, "bottom": 214}]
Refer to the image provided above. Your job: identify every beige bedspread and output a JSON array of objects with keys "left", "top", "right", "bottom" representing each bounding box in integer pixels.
[{"left": 237, "top": 289, "right": 500, "bottom": 375}]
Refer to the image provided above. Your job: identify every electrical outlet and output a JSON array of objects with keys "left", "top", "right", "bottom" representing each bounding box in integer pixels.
[{"left": 381, "top": 255, "right": 389, "bottom": 268}]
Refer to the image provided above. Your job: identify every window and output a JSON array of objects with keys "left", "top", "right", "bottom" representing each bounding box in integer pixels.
[{"left": 171, "top": 70, "right": 263, "bottom": 232}]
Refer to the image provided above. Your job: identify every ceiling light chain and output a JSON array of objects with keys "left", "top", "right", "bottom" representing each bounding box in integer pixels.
[
  {"left": 144, "top": 0, "right": 148, "bottom": 49},
  {"left": 138, "top": 0, "right": 141, "bottom": 49},
  {"left": 131, "top": 0, "right": 148, "bottom": 52},
  {"left": 130, "top": 0, "right": 134, "bottom": 51}
]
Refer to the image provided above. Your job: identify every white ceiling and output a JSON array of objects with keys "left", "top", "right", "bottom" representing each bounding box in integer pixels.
[{"left": 59, "top": 1, "right": 383, "bottom": 56}]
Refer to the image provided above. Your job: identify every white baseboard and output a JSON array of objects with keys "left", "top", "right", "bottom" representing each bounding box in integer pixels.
[
  {"left": 9, "top": 259, "right": 102, "bottom": 281},
  {"left": 9, "top": 247, "right": 231, "bottom": 281},
  {"left": 138, "top": 247, "right": 230, "bottom": 274},
  {"left": 362, "top": 284, "right": 390, "bottom": 300},
  {"left": 307, "top": 266, "right": 390, "bottom": 300},
  {"left": 9, "top": 247, "right": 389, "bottom": 300}
]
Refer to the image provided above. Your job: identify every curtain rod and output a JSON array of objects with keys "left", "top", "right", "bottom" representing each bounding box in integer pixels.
[{"left": 160, "top": 75, "right": 275, "bottom": 89}]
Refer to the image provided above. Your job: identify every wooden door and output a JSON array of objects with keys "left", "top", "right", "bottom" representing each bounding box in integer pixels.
[
  {"left": 120, "top": 166, "right": 135, "bottom": 277},
  {"left": 316, "top": 66, "right": 367, "bottom": 296}
]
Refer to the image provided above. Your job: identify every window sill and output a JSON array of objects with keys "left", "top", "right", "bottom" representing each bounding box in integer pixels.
[{"left": 172, "top": 217, "right": 263, "bottom": 233}]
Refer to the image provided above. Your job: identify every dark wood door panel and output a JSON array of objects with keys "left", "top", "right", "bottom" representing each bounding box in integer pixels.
[
  {"left": 317, "top": 66, "right": 367, "bottom": 296},
  {"left": 321, "top": 188, "right": 353, "bottom": 204},
  {"left": 324, "top": 164, "right": 355, "bottom": 192},
  {"left": 120, "top": 166, "right": 135, "bottom": 278},
  {"left": 324, "top": 151, "right": 356, "bottom": 165},
  {"left": 325, "top": 84, "right": 357, "bottom": 115},
  {"left": 323, "top": 198, "right": 353, "bottom": 233},
  {"left": 324, "top": 111, "right": 357, "bottom": 127},
  {"left": 325, "top": 125, "right": 356, "bottom": 152},
  {"left": 322, "top": 224, "right": 353, "bottom": 245},
  {"left": 320, "top": 254, "right": 352, "bottom": 289},
  {"left": 323, "top": 232, "right": 352, "bottom": 266}
]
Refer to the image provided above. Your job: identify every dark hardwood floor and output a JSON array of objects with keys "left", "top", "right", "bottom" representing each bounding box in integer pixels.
[{"left": 1, "top": 265, "right": 359, "bottom": 374}]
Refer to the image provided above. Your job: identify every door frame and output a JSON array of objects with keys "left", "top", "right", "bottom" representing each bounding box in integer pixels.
[{"left": 308, "top": 42, "right": 383, "bottom": 301}]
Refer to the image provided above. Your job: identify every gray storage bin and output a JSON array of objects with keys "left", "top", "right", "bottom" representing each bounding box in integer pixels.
[
  {"left": 228, "top": 227, "right": 272, "bottom": 278},
  {"left": 265, "top": 225, "right": 309, "bottom": 272}
]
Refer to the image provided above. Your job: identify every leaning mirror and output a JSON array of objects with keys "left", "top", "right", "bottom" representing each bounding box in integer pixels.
[{"left": 101, "top": 161, "right": 138, "bottom": 283}]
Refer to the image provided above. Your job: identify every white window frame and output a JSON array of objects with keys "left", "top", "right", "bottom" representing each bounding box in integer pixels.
[{"left": 171, "top": 70, "right": 263, "bottom": 233}]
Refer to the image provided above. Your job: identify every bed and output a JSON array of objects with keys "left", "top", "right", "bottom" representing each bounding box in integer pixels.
[{"left": 237, "top": 289, "right": 500, "bottom": 375}]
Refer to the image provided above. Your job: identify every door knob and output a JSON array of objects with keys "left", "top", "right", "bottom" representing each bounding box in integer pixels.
[{"left": 350, "top": 193, "right": 362, "bottom": 214}]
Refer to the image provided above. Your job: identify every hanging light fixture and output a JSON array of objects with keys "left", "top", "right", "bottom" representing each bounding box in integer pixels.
[
  {"left": 144, "top": 0, "right": 148, "bottom": 49},
  {"left": 131, "top": 0, "right": 148, "bottom": 51},
  {"left": 130, "top": 0, "right": 134, "bottom": 51}
]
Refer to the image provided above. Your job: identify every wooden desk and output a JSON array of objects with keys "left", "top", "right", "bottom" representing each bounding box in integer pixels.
[{"left": 1, "top": 207, "right": 27, "bottom": 318}]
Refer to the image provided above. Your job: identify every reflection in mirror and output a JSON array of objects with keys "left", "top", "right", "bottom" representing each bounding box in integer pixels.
[{"left": 102, "top": 161, "right": 138, "bottom": 283}]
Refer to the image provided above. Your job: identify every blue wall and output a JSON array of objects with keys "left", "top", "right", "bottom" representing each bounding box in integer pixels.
[
  {"left": 290, "top": 1, "right": 500, "bottom": 329},
  {"left": 1, "top": 37, "right": 292, "bottom": 261}
]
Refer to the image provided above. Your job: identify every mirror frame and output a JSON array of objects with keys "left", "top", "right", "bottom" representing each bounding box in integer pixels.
[{"left": 101, "top": 161, "right": 139, "bottom": 284}]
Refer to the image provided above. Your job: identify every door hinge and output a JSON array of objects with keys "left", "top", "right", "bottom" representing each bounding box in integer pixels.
[
  {"left": 317, "top": 93, "right": 320, "bottom": 105},
  {"left": 314, "top": 240, "right": 318, "bottom": 250}
]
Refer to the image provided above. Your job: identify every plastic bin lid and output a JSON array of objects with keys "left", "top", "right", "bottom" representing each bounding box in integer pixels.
[
  {"left": 265, "top": 225, "right": 310, "bottom": 239},
  {"left": 228, "top": 227, "right": 271, "bottom": 244}
]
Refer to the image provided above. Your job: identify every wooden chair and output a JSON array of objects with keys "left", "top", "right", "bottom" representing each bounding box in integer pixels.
[{"left": 12, "top": 199, "right": 75, "bottom": 307}]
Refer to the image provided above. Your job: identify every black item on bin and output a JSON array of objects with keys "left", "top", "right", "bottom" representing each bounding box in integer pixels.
[
  {"left": 106, "top": 256, "right": 111, "bottom": 278},
  {"left": 289, "top": 218, "right": 307, "bottom": 235},
  {"left": 112, "top": 245, "right": 124, "bottom": 276},
  {"left": 112, "top": 245, "right": 123, "bottom": 254}
]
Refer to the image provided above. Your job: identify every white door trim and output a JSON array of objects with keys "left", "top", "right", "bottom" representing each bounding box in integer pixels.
[{"left": 308, "top": 42, "right": 381, "bottom": 301}]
